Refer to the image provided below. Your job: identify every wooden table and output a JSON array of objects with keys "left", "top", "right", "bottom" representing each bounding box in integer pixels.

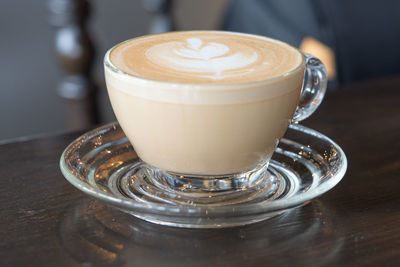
[{"left": 1, "top": 76, "right": 399, "bottom": 266}]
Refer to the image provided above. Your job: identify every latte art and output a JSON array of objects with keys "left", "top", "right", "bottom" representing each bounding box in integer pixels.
[
  {"left": 110, "top": 31, "right": 302, "bottom": 84},
  {"left": 146, "top": 37, "right": 258, "bottom": 79}
]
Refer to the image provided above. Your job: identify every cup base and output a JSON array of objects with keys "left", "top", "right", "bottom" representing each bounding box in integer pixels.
[{"left": 119, "top": 161, "right": 286, "bottom": 206}]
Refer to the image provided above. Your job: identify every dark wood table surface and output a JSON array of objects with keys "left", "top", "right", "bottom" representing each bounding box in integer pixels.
[{"left": 1, "top": 76, "right": 399, "bottom": 266}]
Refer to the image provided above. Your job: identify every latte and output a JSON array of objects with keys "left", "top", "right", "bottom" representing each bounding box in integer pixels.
[{"left": 105, "top": 31, "right": 305, "bottom": 175}]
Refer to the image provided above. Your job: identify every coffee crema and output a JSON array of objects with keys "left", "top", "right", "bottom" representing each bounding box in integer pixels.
[{"left": 110, "top": 31, "right": 302, "bottom": 84}]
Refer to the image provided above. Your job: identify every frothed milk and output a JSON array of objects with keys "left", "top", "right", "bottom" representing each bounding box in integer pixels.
[
  {"left": 105, "top": 31, "right": 305, "bottom": 175},
  {"left": 110, "top": 31, "right": 301, "bottom": 84}
]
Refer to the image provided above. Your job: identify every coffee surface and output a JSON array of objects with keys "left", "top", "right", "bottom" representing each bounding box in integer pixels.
[{"left": 110, "top": 31, "right": 302, "bottom": 84}]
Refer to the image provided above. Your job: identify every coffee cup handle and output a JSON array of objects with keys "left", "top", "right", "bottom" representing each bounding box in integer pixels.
[{"left": 293, "top": 53, "right": 328, "bottom": 122}]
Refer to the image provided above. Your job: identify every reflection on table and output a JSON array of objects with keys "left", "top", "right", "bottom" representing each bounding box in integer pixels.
[{"left": 59, "top": 199, "right": 343, "bottom": 266}]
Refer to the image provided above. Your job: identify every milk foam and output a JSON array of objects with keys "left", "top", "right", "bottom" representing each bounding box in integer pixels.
[
  {"left": 146, "top": 37, "right": 258, "bottom": 80},
  {"left": 109, "top": 31, "right": 303, "bottom": 84},
  {"left": 106, "top": 31, "right": 305, "bottom": 105}
]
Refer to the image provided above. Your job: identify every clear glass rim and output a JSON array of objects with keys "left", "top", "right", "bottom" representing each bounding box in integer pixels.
[
  {"left": 60, "top": 122, "right": 347, "bottom": 217},
  {"left": 104, "top": 30, "right": 306, "bottom": 89}
]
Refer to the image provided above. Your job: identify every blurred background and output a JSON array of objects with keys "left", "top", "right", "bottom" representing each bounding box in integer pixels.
[{"left": 1, "top": 0, "right": 399, "bottom": 141}]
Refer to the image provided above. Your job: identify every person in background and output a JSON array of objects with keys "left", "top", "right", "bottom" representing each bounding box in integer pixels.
[{"left": 223, "top": 0, "right": 400, "bottom": 85}]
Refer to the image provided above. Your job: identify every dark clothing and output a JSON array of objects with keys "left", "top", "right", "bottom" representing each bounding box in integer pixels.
[{"left": 223, "top": 0, "right": 400, "bottom": 83}]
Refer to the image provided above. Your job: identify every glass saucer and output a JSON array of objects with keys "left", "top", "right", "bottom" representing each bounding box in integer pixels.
[{"left": 60, "top": 122, "right": 347, "bottom": 228}]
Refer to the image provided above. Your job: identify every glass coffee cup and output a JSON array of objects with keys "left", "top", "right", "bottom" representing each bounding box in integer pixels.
[{"left": 104, "top": 31, "right": 327, "bottom": 197}]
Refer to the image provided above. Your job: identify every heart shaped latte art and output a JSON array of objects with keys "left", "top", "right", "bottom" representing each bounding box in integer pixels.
[
  {"left": 174, "top": 38, "right": 229, "bottom": 60},
  {"left": 145, "top": 38, "right": 259, "bottom": 79}
]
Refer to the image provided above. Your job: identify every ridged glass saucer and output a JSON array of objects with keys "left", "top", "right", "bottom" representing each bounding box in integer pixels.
[{"left": 60, "top": 122, "right": 347, "bottom": 228}]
